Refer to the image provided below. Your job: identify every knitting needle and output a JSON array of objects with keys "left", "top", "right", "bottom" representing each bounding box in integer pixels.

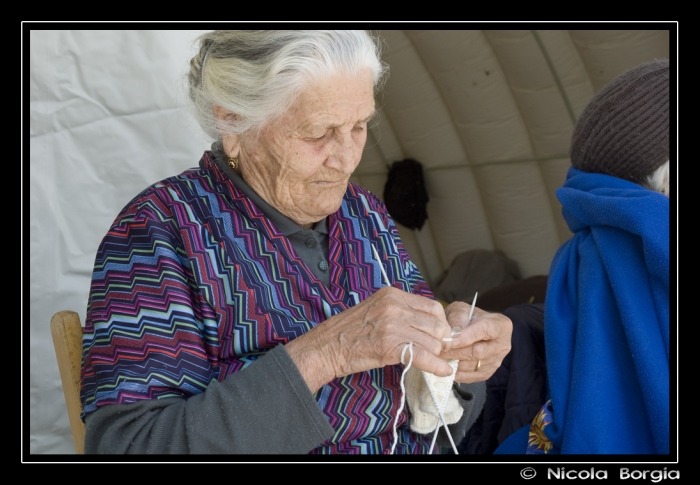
[
  {"left": 371, "top": 244, "right": 392, "bottom": 287},
  {"left": 467, "top": 291, "right": 478, "bottom": 322},
  {"left": 442, "top": 291, "right": 477, "bottom": 342},
  {"left": 427, "top": 378, "right": 460, "bottom": 454}
]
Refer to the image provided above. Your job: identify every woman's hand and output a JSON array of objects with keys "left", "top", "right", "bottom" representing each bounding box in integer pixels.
[
  {"left": 440, "top": 302, "right": 512, "bottom": 384},
  {"left": 285, "top": 287, "right": 454, "bottom": 393}
]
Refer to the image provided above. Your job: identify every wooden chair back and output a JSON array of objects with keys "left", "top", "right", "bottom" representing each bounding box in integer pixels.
[{"left": 50, "top": 310, "right": 86, "bottom": 454}]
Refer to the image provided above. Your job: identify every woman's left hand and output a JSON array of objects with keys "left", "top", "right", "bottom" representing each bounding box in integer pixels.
[{"left": 440, "top": 302, "right": 512, "bottom": 383}]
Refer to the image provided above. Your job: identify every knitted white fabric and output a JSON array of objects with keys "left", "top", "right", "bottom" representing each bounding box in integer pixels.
[{"left": 405, "top": 360, "right": 463, "bottom": 434}]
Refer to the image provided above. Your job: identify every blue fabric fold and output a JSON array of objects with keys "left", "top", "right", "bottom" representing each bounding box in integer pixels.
[
  {"left": 498, "top": 167, "right": 670, "bottom": 454},
  {"left": 548, "top": 167, "right": 669, "bottom": 453}
]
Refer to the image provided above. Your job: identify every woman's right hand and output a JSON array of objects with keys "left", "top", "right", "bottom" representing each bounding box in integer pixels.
[{"left": 285, "top": 286, "right": 454, "bottom": 393}]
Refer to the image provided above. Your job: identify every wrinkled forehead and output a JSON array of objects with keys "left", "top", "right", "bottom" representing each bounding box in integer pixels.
[{"left": 283, "top": 71, "right": 376, "bottom": 130}]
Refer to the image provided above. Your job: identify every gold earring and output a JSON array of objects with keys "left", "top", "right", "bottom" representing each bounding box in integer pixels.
[{"left": 228, "top": 155, "right": 239, "bottom": 170}]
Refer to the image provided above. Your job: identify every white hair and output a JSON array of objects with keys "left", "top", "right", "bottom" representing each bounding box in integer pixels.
[
  {"left": 187, "top": 30, "right": 388, "bottom": 140},
  {"left": 641, "top": 160, "right": 670, "bottom": 197}
]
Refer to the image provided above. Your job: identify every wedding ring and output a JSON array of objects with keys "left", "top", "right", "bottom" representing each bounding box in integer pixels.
[{"left": 474, "top": 360, "right": 481, "bottom": 372}]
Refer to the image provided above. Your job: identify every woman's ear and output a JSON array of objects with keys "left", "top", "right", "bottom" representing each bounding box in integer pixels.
[
  {"left": 221, "top": 133, "right": 241, "bottom": 159},
  {"left": 213, "top": 105, "right": 240, "bottom": 158}
]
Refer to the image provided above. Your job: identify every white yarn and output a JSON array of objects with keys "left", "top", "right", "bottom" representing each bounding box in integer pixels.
[{"left": 390, "top": 342, "right": 413, "bottom": 454}]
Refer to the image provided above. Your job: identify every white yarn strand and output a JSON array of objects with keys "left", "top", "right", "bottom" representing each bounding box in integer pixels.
[{"left": 391, "top": 342, "right": 413, "bottom": 455}]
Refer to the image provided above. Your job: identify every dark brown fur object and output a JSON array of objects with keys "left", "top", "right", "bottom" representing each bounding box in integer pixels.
[{"left": 383, "top": 158, "right": 429, "bottom": 230}]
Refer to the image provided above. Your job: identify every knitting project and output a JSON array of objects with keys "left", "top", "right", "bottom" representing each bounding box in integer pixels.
[{"left": 405, "top": 360, "right": 463, "bottom": 434}]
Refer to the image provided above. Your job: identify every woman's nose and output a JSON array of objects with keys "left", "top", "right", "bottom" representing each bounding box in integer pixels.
[{"left": 326, "top": 132, "right": 359, "bottom": 170}]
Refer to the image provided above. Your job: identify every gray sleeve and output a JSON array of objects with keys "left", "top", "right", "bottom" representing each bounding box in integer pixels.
[
  {"left": 83, "top": 345, "right": 335, "bottom": 454},
  {"left": 437, "top": 381, "right": 486, "bottom": 450}
]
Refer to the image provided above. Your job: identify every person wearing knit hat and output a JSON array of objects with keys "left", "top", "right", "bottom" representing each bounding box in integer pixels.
[
  {"left": 571, "top": 59, "right": 670, "bottom": 194},
  {"left": 495, "top": 60, "right": 671, "bottom": 455}
]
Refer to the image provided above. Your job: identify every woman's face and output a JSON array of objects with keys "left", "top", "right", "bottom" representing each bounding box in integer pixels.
[{"left": 235, "top": 70, "right": 376, "bottom": 228}]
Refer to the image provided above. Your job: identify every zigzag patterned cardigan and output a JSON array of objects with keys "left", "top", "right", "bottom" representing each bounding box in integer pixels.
[{"left": 80, "top": 151, "right": 435, "bottom": 454}]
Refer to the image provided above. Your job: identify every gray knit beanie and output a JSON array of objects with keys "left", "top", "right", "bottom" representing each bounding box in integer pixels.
[{"left": 570, "top": 59, "right": 669, "bottom": 184}]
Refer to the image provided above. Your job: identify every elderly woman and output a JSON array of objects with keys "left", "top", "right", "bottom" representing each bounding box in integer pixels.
[{"left": 80, "top": 30, "right": 512, "bottom": 454}]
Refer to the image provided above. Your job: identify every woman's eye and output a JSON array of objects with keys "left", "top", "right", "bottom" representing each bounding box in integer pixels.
[{"left": 306, "top": 134, "right": 326, "bottom": 143}]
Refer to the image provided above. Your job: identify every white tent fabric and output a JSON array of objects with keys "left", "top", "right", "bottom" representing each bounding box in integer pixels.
[{"left": 27, "top": 29, "right": 672, "bottom": 455}]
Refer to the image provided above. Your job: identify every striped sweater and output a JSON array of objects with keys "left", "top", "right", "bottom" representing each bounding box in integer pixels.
[{"left": 80, "top": 151, "right": 438, "bottom": 454}]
